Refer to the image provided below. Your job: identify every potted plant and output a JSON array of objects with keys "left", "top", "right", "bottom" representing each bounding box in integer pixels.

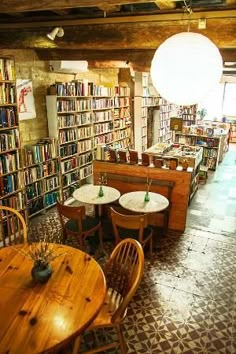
[
  {"left": 15, "top": 241, "right": 66, "bottom": 283},
  {"left": 197, "top": 108, "right": 207, "bottom": 120}
]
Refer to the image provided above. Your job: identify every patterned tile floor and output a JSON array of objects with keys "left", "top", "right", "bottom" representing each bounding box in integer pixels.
[{"left": 29, "top": 144, "right": 236, "bottom": 354}]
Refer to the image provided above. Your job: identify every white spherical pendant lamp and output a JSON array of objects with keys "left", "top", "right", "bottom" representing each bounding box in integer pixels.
[{"left": 150, "top": 32, "right": 223, "bottom": 105}]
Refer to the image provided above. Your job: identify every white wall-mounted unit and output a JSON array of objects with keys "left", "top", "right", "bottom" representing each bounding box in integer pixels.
[{"left": 49, "top": 60, "right": 88, "bottom": 73}]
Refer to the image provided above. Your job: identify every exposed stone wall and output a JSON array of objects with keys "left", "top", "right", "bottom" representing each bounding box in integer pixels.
[{"left": 0, "top": 49, "right": 119, "bottom": 146}]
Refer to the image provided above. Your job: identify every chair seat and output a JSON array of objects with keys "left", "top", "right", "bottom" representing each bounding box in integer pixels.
[
  {"left": 88, "top": 288, "right": 125, "bottom": 330},
  {"left": 118, "top": 226, "right": 153, "bottom": 242},
  {"left": 66, "top": 216, "right": 100, "bottom": 233}
]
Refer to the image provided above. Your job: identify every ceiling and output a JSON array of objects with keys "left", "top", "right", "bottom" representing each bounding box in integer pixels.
[{"left": 0, "top": 0, "right": 236, "bottom": 71}]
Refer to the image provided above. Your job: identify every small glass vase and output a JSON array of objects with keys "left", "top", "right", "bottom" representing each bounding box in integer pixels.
[
  {"left": 144, "top": 191, "right": 150, "bottom": 202},
  {"left": 98, "top": 185, "right": 104, "bottom": 197},
  {"left": 31, "top": 263, "right": 53, "bottom": 283}
]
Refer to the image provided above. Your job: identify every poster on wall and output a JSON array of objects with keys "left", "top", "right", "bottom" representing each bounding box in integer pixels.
[{"left": 16, "top": 79, "right": 36, "bottom": 120}]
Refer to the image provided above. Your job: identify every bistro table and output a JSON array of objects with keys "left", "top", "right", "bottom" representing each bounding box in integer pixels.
[
  {"left": 119, "top": 191, "right": 169, "bottom": 214},
  {"left": 73, "top": 184, "right": 121, "bottom": 217},
  {"left": 0, "top": 243, "right": 106, "bottom": 354}
]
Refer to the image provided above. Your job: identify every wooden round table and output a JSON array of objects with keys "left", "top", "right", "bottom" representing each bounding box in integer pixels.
[
  {"left": 0, "top": 244, "right": 106, "bottom": 354},
  {"left": 73, "top": 184, "right": 121, "bottom": 216},
  {"left": 119, "top": 191, "right": 169, "bottom": 213}
]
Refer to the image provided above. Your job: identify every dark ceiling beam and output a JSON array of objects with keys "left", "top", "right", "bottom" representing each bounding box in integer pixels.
[
  {"left": 35, "top": 48, "right": 236, "bottom": 66},
  {"left": 0, "top": 0, "right": 181, "bottom": 13},
  {"left": 0, "top": 9, "right": 235, "bottom": 29},
  {"left": 0, "top": 17, "right": 235, "bottom": 49}
]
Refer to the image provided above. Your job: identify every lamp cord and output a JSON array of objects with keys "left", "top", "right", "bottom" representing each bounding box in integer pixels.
[{"left": 183, "top": 0, "right": 193, "bottom": 32}]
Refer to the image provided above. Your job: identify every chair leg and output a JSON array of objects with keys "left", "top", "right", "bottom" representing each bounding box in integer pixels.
[
  {"left": 116, "top": 324, "right": 128, "bottom": 354},
  {"left": 149, "top": 237, "right": 153, "bottom": 259},
  {"left": 72, "top": 336, "right": 81, "bottom": 354}
]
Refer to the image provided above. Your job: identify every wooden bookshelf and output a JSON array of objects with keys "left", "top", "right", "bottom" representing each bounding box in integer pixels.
[
  {"left": 22, "top": 139, "right": 60, "bottom": 218},
  {"left": 46, "top": 81, "right": 132, "bottom": 202},
  {"left": 0, "top": 57, "right": 26, "bottom": 217}
]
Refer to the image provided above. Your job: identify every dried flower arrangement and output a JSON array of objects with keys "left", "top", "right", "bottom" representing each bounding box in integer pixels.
[{"left": 14, "top": 241, "right": 66, "bottom": 269}]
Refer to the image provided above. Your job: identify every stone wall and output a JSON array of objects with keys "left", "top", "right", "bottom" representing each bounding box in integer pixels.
[{"left": 0, "top": 49, "right": 119, "bottom": 146}]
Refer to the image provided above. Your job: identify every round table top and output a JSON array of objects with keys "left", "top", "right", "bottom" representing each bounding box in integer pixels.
[
  {"left": 119, "top": 191, "right": 169, "bottom": 213},
  {"left": 73, "top": 184, "right": 121, "bottom": 205},
  {"left": 0, "top": 243, "right": 106, "bottom": 354}
]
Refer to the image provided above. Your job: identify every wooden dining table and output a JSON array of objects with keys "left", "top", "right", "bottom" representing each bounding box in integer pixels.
[{"left": 0, "top": 243, "right": 106, "bottom": 354}]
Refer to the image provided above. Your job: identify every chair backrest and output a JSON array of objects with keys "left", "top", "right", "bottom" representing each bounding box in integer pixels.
[
  {"left": 104, "top": 238, "right": 144, "bottom": 323},
  {"left": 56, "top": 200, "right": 86, "bottom": 234},
  {"left": 0, "top": 206, "right": 27, "bottom": 247},
  {"left": 110, "top": 206, "right": 148, "bottom": 243}
]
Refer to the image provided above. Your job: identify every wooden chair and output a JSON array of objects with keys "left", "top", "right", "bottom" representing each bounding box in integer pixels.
[
  {"left": 0, "top": 205, "right": 27, "bottom": 247},
  {"left": 56, "top": 201, "right": 103, "bottom": 251},
  {"left": 110, "top": 206, "right": 154, "bottom": 257},
  {"left": 72, "top": 238, "right": 144, "bottom": 354}
]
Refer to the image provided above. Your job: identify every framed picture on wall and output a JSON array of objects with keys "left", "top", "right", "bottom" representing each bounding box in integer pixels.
[{"left": 16, "top": 79, "right": 36, "bottom": 120}]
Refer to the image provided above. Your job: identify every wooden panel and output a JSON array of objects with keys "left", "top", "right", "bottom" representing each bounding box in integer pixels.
[{"left": 93, "top": 161, "right": 192, "bottom": 231}]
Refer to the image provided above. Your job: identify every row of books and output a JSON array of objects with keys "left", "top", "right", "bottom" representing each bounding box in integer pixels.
[
  {"left": 115, "top": 86, "right": 130, "bottom": 97},
  {"left": 94, "top": 132, "right": 113, "bottom": 146},
  {"left": 24, "top": 159, "right": 59, "bottom": 185},
  {"left": 94, "top": 122, "right": 113, "bottom": 135},
  {"left": 57, "top": 99, "right": 92, "bottom": 112},
  {"left": 61, "top": 156, "right": 78, "bottom": 173},
  {"left": 79, "top": 151, "right": 93, "bottom": 166},
  {"left": 0, "top": 192, "right": 25, "bottom": 210},
  {"left": 59, "top": 129, "right": 77, "bottom": 144},
  {"left": 0, "top": 152, "right": 20, "bottom": 174},
  {"left": 45, "top": 176, "right": 60, "bottom": 190},
  {"left": 114, "top": 97, "right": 130, "bottom": 108},
  {"left": 62, "top": 170, "right": 79, "bottom": 187},
  {"left": 78, "top": 126, "right": 93, "bottom": 139},
  {"left": 0, "top": 130, "right": 19, "bottom": 152},
  {"left": 55, "top": 81, "right": 114, "bottom": 98},
  {"left": 0, "top": 173, "right": 19, "bottom": 196},
  {"left": 78, "top": 139, "right": 93, "bottom": 153},
  {"left": 0, "top": 107, "right": 17, "bottom": 128},
  {"left": 94, "top": 110, "right": 113, "bottom": 122},
  {"left": 0, "top": 59, "right": 15, "bottom": 81},
  {"left": 80, "top": 164, "right": 92, "bottom": 179},
  {"left": 24, "top": 139, "right": 57, "bottom": 165},
  {"left": 45, "top": 191, "right": 58, "bottom": 207},
  {"left": 0, "top": 83, "right": 16, "bottom": 105},
  {"left": 59, "top": 142, "right": 77, "bottom": 158},
  {"left": 114, "top": 107, "right": 131, "bottom": 119},
  {"left": 58, "top": 112, "right": 93, "bottom": 128},
  {"left": 25, "top": 181, "right": 42, "bottom": 201}
]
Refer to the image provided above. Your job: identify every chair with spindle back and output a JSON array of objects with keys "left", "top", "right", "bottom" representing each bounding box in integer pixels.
[
  {"left": 72, "top": 238, "right": 144, "bottom": 354},
  {"left": 56, "top": 200, "right": 103, "bottom": 252},
  {"left": 110, "top": 206, "right": 154, "bottom": 258},
  {"left": 0, "top": 205, "right": 27, "bottom": 247}
]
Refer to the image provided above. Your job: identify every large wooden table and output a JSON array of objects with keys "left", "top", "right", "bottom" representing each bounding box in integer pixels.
[{"left": 0, "top": 244, "right": 106, "bottom": 354}]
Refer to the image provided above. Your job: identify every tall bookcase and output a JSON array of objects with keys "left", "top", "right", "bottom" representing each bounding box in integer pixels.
[
  {"left": 178, "top": 105, "right": 197, "bottom": 127},
  {"left": 46, "top": 80, "right": 132, "bottom": 202},
  {"left": 134, "top": 72, "right": 159, "bottom": 154},
  {"left": 0, "top": 57, "right": 26, "bottom": 215},
  {"left": 22, "top": 139, "right": 60, "bottom": 218}
]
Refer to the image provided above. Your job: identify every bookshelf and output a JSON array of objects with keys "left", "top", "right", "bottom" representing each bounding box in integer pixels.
[
  {"left": 134, "top": 72, "right": 159, "bottom": 154},
  {"left": 46, "top": 80, "right": 131, "bottom": 201},
  {"left": 23, "top": 139, "right": 60, "bottom": 217},
  {"left": 0, "top": 57, "right": 26, "bottom": 222},
  {"left": 178, "top": 105, "right": 198, "bottom": 127},
  {"left": 153, "top": 98, "right": 178, "bottom": 143},
  {"left": 174, "top": 132, "right": 223, "bottom": 170},
  {"left": 113, "top": 85, "right": 132, "bottom": 149}
]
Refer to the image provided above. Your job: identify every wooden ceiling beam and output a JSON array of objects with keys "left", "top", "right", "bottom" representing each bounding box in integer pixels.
[
  {"left": 0, "top": 9, "right": 235, "bottom": 29},
  {"left": 0, "top": 17, "right": 235, "bottom": 49},
  {"left": 34, "top": 48, "right": 236, "bottom": 72},
  {"left": 0, "top": 0, "right": 178, "bottom": 13}
]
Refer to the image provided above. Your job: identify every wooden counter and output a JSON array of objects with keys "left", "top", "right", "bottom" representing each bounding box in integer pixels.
[{"left": 93, "top": 161, "right": 192, "bottom": 232}]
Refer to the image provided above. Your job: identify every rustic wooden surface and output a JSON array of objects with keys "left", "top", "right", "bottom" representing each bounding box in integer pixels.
[
  {"left": 0, "top": 244, "right": 106, "bottom": 354},
  {"left": 93, "top": 161, "right": 192, "bottom": 232}
]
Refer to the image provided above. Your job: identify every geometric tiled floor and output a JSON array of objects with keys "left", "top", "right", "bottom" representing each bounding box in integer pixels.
[{"left": 29, "top": 144, "right": 236, "bottom": 354}]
